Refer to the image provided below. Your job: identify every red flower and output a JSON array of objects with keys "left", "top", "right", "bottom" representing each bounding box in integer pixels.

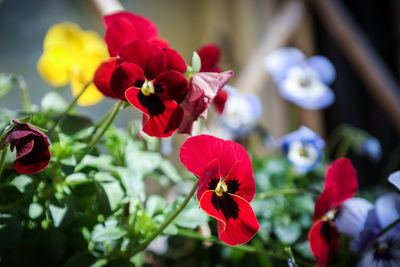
[
  {"left": 103, "top": 11, "right": 169, "bottom": 57},
  {"left": 94, "top": 11, "right": 169, "bottom": 100},
  {"left": 308, "top": 158, "right": 358, "bottom": 266},
  {"left": 111, "top": 40, "right": 188, "bottom": 137},
  {"left": 3, "top": 121, "right": 51, "bottom": 174},
  {"left": 180, "top": 134, "right": 260, "bottom": 245},
  {"left": 197, "top": 44, "right": 228, "bottom": 114}
]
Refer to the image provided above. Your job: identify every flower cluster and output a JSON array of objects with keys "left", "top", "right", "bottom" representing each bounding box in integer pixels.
[
  {"left": 93, "top": 11, "right": 233, "bottom": 137},
  {"left": 264, "top": 47, "right": 336, "bottom": 110}
]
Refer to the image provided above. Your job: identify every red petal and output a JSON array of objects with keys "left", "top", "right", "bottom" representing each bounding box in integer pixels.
[
  {"left": 313, "top": 187, "right": 336, "bottom": 222},
  {"left": 197, "top": 44, "right": 221, "bottom": 72},
  {"left": 197, "top": 159, "right": 221, "bottom": 200},
  {"left": 212, "top": 89, "right": 228, "bottom": 114},
  {"left": 180, "top": 134, "right": 237, "bottom": 179},
  {"left": 104, "top": 18, "right": 138, "bottom": 57},
  {"left": 324, "top": 158, "right": 358, "bottom": 207},
  {"left": 93, "top": 58, "right": 117, "bottom": 99},
  {"left": 225, "top": 160, "right": 255, "bottom": 202},
  {"left": 308, "top": 220, "right": 340, "bottom": 267},
  {"left": 153, "top": 70, "right": 188, "bottom": 103},
  {"left": 104, "top": 11, "right": 158, "bottom": 40},
  {"left": 117, "top": 40, "right": 166, "bottom": 80},
  {"left": 150, "top": 37, "right": 170, "bottom": 48},
  {"left": 110, "top": 62, "right": 145, "bottom": 101},
  {"left": 199, "top": 190, "right": 260, "bottom": 246},
  {"left": 125, "top": 89, "right": 182, "bottom": 137},
  {"left": 163, "top": 48, "right": 187, "bottom": 73}
]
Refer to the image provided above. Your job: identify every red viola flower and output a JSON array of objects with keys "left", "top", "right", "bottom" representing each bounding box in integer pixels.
[
  {"left": 103, "top": 11, "right": 169, "bottom": 57},
  {"left": 308, "top": 158, "right": 358, "bottom": 266},
  {"left": 180, "top": 134, "right": 260, "bottom": 245},
  {"left": 111, "top": 40, "right": 188, "bottom": 137},
  {"left": 178, "top": 71, "right": 233, "bottom": 135},
  {"left": 3, "top": 120, "right": 51, "bottom": 175},
  {"left": 197, "top": 44, "right": 227, "bottom": 114}
]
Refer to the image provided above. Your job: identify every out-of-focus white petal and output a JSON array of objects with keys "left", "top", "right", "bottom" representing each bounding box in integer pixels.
[
  {"left": 307, "top": 55, "right": 336, "bottom": 85},
  {"left": 388, "top": 171, "right": 400, "bottom": 190}
]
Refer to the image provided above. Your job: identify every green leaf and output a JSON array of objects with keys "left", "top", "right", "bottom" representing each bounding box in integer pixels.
[
  {"left": 59, "top": 115, "right": 92, "bottom": 135},
  {"left": 191, "top": 51, "right": 201, "bottom": 73},
  {"left": 159, "top": 160, "right": 182, "bottom": 183},
  {"left": 92, "top": 220, "right": 127, "bottom": 242},
  {"left": 76, "top": 155, "right": 114, "bottom": 172},
  {"left": 274, "top": 221, "right": 301, "bottom": 244},
  {"left": 173, "top": 198, "right": 208, "bottom": 228},
  {"left": 63, "top": 253, "right": 96, "bottom": 267},
  {"left": 0, "top": 73, "right": 14, "bottom": 99},
  {"left": 65, "top": 173, "right": 96, "bottom": 196},
  {"left": 116, "top": 167, "right": 145, "bottom": 201},
  {"left": 9, "top": 175, "right": 32, "bottom": 193},
  {"left": 125, "top": 141, "right": 162, "bottom": 174},
  {"left": 146, "top": 195, "right": 166, "bottom": 217},
  {"left": 41, "top": 91, "right": 68, "bottom": 112},
  {"left": 28, "top": 203, "right": 43, "bottom": 219},
  {"left": 49, "top": 203, "right": 69, "bottom": 228},
  {"left": 101, "top": 180, "right": 124, "bottom": 211}
]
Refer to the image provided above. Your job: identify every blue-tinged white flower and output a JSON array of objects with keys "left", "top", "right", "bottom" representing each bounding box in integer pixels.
[
  {"left": 389, "top": 171, "right": 400, "bottom": 190},
  {"left": 280, "top": 126, "right": 325, "bottom": 173},
  {"left": 264, "top": 47, "right": 336, "bottom": 110},
  {"left": 361, "top": 138, "right": 382, "bottom": 162},
  {"left": 217, "top": 85, "right": 262, "bottom": 138},
  {"left": 335, "top": 190, "right": 400, "bottom": 266}
]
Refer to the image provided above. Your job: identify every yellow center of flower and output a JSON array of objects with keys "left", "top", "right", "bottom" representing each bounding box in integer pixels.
[
  {"left": 141, "top": 80, "right": 155, "bottom": 96},
  {"left": 300, "top": 79, "right": 310, "bottom": 87},
  {"left": 215, "top": 180, "right": 228, "bottom": 197},
  {"left": 299, "top": 147, "right": 309, "bottom": 157},
  {"left": 377, "top": 243, "right": 388, "bottom": 256},
  {"left": 322, "top": 208, "right": 338, "bottom": 227}
]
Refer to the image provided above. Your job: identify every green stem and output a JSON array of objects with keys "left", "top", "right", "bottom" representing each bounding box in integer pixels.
[
  {"left": 288, "top": 103, "right": 299, "bottom": 132},
  {"left": 0, "top": 144, "right": 9, "bottom": 179},
  {"left": 335, "top": 137, "right": 352, "bottom": 159},
  {"left": 254, "top": 187, "right": 319, "bottom": 200},
  {"left": 380, "top": 217, "right": 400, "bottom": 236},
  {"left": 75, "top": 100, "right": 124, "bottom": 164},
  {"left": 17, "top": 76, "right": 31, "bottom": 113},
  {"left": 177, "top": 229, "right": 314, "bottom": 267},
  {"left": 127, "top": 182, "right": 198, "bottom": 258},
  {"left": 50, "top": 81, "right": 92, "bottom": 132}
]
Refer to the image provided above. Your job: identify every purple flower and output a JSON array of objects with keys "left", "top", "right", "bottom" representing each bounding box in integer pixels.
[
  {"left": 264, "top": 47, "right": 335, "bottom": 110},
  {"left": 280, "top": 126, "right": 325, "bottom": 173}
]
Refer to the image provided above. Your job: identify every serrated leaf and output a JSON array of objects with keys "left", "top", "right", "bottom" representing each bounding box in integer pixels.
[
  {"left": 159, "top": 160, "right": 181, "bottom": 183},
  {"left": 116, "top": 167, "right": 145, "bottom": 201},
  {"left": 125, "top": 141, "right": 162, "bottom": 174},
  {"left": 92, "top": 220, "right": 127, "bottom": 242}
]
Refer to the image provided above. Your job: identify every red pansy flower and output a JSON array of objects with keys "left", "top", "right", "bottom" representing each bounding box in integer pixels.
[
  {"left": 103, "top": 11, "right": 169, "bottom": 57},
  {"left": 197, "top": 44, "right": 228, "bottom": 114},
  {"left": 94, "top": 11, "right": 169, "bottom": 100},
  {"left": 111, "top": 40, "right": 188, "bottom": 137},
  {"left": 308, "top": 158, "right": 358, "bottom": 266},
  {"left": 180, "top": 134, "right": 260, "bottom": 245},
  {"left": 3, "top": 120, "right": 51, "bottom": 175}
]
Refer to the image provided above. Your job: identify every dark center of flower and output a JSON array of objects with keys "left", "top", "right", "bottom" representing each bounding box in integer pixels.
[
  {"left": 208, "top": 177, "right": 241, "bottom": 221},
  {"left": 374, "top": 242, "right": 392, "bottom": 261}
]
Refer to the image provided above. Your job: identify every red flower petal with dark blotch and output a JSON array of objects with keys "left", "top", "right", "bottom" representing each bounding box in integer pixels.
[
  {"left": 153, "top": 70, "right": 188, "bottom": 103},
  {"left": 323, "top": 158, "right": 358, "bottom": 207},
  {"left": 4, "top": 121, "right": 51, "bottom": 175},
  {"left": 94, "top": 58, "right": 117, "bottom": 99},
  {"left": 224, "top": 160, "right": 255, "bottom": 202},
  {"left": 104, "top": 11, "right": 158, "bottom": 40},
  {"left": 197, "top": 44, "right": 222, "bottom": 72},
  {"left": 150, "top": 37, "right": 170, "bottom": 48},
  {"left": 197, "top": 159, "right": 221, "bottom": 201},
  {"left": 199, "top": 190, "right": 260, "bottom": 246},
  {"left": 213, "top": 89, "right": 228, "bottom": 114},
  {"left": 117, "top": 40, "right": 166, "bottom": 80},
  {"left": 308, "top": 220, "right": 340, "bottom": 267},
  {"left": 180, "top": 134, "right": 238, "bottom": 179},
  {"left": 125, "top": 88, "right": 183, "bottom": 137},
  {"left": 163, "top": 48, "right": 187, "bottom": 73},
  {"left": 313, "top": 186, "right": 336, "bottom": 222},
  {"left": 104, "top": 17, "right": 138, "bottom": 57},
  {"left": 110, "top": 62, "right": 145, "bottom": 101}
]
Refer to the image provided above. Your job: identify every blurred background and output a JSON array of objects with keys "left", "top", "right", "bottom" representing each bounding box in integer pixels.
[{"left": 0, "top": 0, "right": 399, "bottom": 187}]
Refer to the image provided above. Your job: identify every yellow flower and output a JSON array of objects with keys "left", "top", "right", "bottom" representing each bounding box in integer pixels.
[{"left": 38, "top": 23, "right": 108, "bottom": 106}]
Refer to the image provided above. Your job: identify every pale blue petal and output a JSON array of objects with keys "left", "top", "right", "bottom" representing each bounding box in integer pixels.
[
  {"left": 375, "top": 193, "right": 400, "bottom": 229},
  {"left": 335, "top": 198, "right": 374, "bottom": 238},
  {"left": 351, "top": 227, "right": 380, "bottom": 254},
  {"left": 264, "top": 47, "right": 305, "bottom": 82},
  {"left": 362, "top": 138, "right": 382, "bottom": 161},
  {"left": 307, "top": 56, "right": 336, "bottom": 85},
  {"left": 245, "top": 94, "right": 262, "bottom": 120},
  {"left": 389, "top": 171, "right": 400, "bottom": 190}
]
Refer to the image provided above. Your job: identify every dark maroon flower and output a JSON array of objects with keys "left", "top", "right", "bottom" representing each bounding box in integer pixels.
[{"left": 3, "top": 120, "right": 51, "bottom": 174}]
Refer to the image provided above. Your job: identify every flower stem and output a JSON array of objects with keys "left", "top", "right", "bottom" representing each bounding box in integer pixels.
[
  {"left": 126, "top": 182, "right": 198, "bottom": 258},
  {"left": 50, "top": 81, "right": 91, "bottom": 132},
  {"left": 75, "top": 100, "right": 124, "bottom": 164},
  {"left": 177, "top": 229, "right": 314, "bottom": 267},
  {"left": 288, "top": 103, "right": 299, "bottom": 132},
  {"left": 0, "top": 144, "right": 9, "bottom": 179},
  {"left": 254, "top": 187, "right": 319, "bottom": 200},
  {"left": 17, "top": 76, "right": 31, "bottom": 114},
  {"left": 380, "top": 217, "right": 400, "bottom": 236}
]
